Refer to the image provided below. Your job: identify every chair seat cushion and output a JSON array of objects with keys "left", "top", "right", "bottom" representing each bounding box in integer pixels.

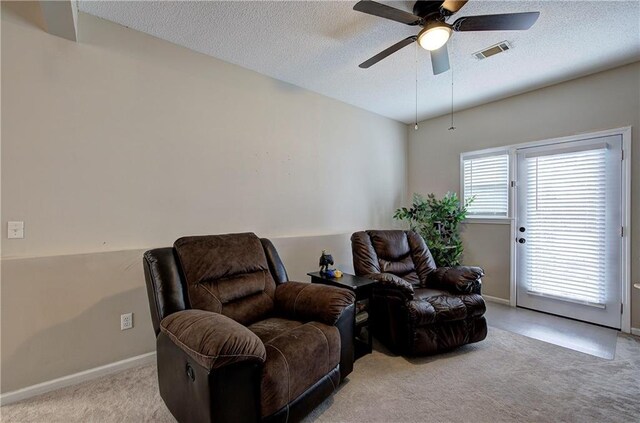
[
  {"left": 409, "top": 288, "right": 486, "bottom": 326},
  {"left": 247, "top": 318, "right": 340, "bottom": 417}
]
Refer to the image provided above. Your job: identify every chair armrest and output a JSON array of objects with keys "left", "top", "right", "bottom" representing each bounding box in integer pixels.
[
  {"left": 275, "top": 282, "right": 355, "bottom": 325},
  {"left": 367, "top": 273, "right": 414, "bottom": 300},
  {"left": 428, "top": 266, "right": 484, "bottom": 294},
  {"left": 160, "top": 309, "right": 266, "bottom": 371}
]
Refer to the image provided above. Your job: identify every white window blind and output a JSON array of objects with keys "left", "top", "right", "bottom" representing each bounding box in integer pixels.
[
  {"left": 523, "top": 147, "right": 607, "bottom": 305},
  {"left": 463, "top": 153, "right": 509, "bottom": 216}
]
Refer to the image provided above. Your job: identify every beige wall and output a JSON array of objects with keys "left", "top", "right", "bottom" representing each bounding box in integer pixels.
[
  {"left": 0, "top": 3, "right": 406, "bottom": 393},
  {"left": 2, "top": 3, "right": 407, "bottom": 259},
  {"left": 1, "top": 250, "right": 153, "bottom": 391},
  {"left": 460, "top": 223, "right": 511, "bottom": 300},
  {"left": 408, "top": 62, "right": 640, "bottom": 327}
]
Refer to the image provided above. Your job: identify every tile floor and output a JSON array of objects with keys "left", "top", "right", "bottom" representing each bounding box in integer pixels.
[{"left": 484, "top": 301, "right": 619, "bottom": 359}]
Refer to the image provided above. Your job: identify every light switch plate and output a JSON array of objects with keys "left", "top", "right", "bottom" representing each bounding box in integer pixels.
[{"left": 8, "top": 221, "right": 24, "bottom": 239}]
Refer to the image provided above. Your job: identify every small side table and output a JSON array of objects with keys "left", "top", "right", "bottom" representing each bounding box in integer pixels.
[{"left": 308, "top": 271, "right": 377, "bottom": 359}]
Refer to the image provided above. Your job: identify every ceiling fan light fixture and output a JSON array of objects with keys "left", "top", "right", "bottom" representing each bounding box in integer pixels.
[{"left": 417, "top": 22, "right": 452, "bottom": 51}]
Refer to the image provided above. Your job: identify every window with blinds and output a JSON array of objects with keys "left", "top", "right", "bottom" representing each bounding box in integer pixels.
[
  {"left": 523, "top": 147, "right": 607, "bottom": 305},
  {"left": 462, "top": 153, "right": 509, "bottom": 217}
]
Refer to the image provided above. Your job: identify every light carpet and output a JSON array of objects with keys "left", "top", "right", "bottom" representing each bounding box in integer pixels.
[{"left": 2, "top": 327, "right": 639, "bottom": 422}]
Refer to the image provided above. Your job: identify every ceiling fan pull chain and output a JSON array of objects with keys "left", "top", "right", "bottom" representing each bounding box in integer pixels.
[
  {"left": 415, "top": 42, "right": 419, "bottom": 131},
  {"left": 449, "top": 39, "right": 456, "bottom": 131}
]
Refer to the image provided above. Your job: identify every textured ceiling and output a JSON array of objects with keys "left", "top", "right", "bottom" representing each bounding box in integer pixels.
[{"left": 78, "top": 1, "right": 640, "bottom": 124}]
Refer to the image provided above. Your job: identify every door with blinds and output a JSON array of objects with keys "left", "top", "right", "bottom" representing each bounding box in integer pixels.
[{"left": 515, "top": 135, "right": 622, "bottom": 328}]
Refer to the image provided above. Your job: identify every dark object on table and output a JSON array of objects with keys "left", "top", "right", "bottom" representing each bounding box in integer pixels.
[
  {"left": 143, "top": 233, "right": 355, "bottom": 423},
  {"left": 309, "top": 271, "right": 377, "bottom": 359},
  {"left": 318, "top": 249, "right": 334, "bottom": 275},
  {"left": 351, "top": 230, "right": 487, "bottom": 356}
]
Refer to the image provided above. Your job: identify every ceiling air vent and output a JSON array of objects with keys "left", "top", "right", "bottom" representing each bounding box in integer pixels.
[{"left": 473, "top": 41, "right": 511, "bottom": 60}]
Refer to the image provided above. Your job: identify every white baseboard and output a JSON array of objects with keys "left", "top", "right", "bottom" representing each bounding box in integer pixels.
[
  {"left": 631, "top": 327, "right": 640, "bottom": 337},
  {"left": 0, "top": 351, "right": 156, "bottom": 406},
  {"left": 483, "top": 295, "right": 511, "bottom": 306}
]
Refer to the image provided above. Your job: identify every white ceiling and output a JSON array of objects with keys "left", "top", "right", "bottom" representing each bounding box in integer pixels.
[{"left": 78, "top": 1, "right": 640, "bottom": 124}]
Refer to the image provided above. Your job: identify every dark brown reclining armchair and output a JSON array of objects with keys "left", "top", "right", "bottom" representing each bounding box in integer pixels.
[
  {"left": 144, "top": 233, "right": 355, "bottom": 423},
  {"left": 351, "top": 230, "right": 487, "bottom": 355}
]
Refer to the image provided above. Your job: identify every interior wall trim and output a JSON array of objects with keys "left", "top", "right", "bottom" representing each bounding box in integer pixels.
[
  {"left": 631, "top": 328, "right": 640, "bottom": 337},
  {"left": 0, "top": 351, "right": 156, "bottom": 406},
  {"left": 0, "top": 232, "right": 357, "bottom": 261},
  {"left": 482, "top": 295, "right": 511, "bottom": 306}
]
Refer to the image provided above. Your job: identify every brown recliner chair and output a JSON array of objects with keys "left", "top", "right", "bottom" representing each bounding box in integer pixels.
[
  {"left": 144, "top": 233, "right": 355, "bottom": 423},
  {"left": 351, "top": 230, "right": 487, "bottom": 356}
]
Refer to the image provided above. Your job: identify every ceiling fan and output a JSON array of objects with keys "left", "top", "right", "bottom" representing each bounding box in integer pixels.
[{"left": 354, "top": 0, "right": 540, "bottom": 75}]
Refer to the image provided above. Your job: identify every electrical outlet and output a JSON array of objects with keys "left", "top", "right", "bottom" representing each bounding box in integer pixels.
[{"left": 121, "top": 313, "right": 133, "bottom": 330}]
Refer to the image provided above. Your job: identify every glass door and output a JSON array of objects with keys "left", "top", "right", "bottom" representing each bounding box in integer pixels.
[{"left": 515, "top": 135, "right": 622, "bottom": 329}]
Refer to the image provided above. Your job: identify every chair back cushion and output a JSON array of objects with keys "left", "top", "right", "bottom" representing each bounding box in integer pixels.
[
  {"left": 174, "top": 233, "right": 276, "bottom": 325},
  {"left": 351, "top": 230, "right": 437, "bottom": 286}
]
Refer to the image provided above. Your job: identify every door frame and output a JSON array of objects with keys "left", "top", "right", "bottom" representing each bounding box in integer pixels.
[{"left": 507, "top": 127, "right": 631, "bottom": 333}]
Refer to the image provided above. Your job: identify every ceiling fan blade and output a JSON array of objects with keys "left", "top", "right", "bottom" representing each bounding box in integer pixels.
[
  {"left": 353, "top": 0, "right": 423, "bottom": 26},
  {"left": 453, "top": 11, "right": 540, "bottom": 32},
  {"left": 430, "top": 43, "right": 450, "bottom": 75},
  {"left": 359, "top": 36, "right": 417, "bottom": 69},
  {"left": 442, "top": 0, "right": 468, "bottom": 13}
]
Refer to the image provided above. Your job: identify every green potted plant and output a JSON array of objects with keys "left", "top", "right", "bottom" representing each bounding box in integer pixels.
[{"left": 393, "top": 192, "right": 473, "bottom": 267}]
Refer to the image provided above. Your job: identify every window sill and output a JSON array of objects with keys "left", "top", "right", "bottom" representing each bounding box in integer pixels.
[{"left": 464, "top": 217, "right": 513, "bottom": 225}]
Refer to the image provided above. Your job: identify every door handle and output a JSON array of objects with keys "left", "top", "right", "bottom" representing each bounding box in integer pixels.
[
  {"left": 519, "top": 227, "right": 526, "bottom": 232},
  {"left": 518, "top": 238, "right": 526, "bottom": 244}
]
